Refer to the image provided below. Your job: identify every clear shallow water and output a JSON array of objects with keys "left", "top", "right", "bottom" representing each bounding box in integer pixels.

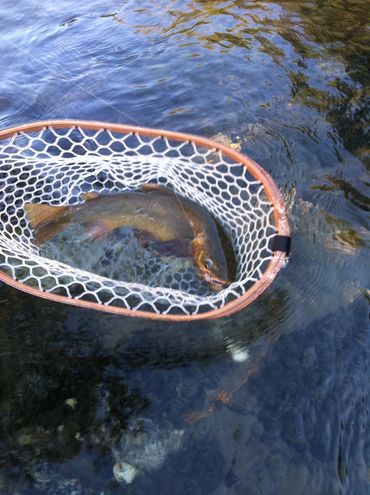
[
  {"left": 0, "top": 1, "right": 369, "bottom": 493},
  {"left": 40, "top": 224, "right": 212, "bottom": 295}
]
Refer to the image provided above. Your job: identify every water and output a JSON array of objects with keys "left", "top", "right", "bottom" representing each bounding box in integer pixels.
[
  {"left": 0, "top": 0, "right": 369, "bottom": 493},
  {"left": 39, "top": 224, "right": 212, "bottom": 295}
]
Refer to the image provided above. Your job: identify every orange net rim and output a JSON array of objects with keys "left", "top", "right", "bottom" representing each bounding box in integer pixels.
[{"left": 0, "top": 119, "right": 290, "bottom": 321}]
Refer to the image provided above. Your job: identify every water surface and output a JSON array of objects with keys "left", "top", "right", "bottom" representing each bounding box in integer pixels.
[{"left": 0, "top": 1, "right": 369, "bottom": 494}]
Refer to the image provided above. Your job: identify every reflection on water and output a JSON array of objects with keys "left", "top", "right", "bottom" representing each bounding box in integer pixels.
[{"left": 0, "top": 0, "right": 369, "bottom": 493}]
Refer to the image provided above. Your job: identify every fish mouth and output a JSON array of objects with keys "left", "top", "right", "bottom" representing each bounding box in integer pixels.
[{"left": 202, "top": 270, "right": 230, "bottom": 291}]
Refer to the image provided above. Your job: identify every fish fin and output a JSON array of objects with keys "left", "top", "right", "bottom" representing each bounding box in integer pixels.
[
  {"left": 34, "top": 221, "right": 69, "bottom": 245},
  {"left": 24, "top": 203, "right": 68, "bottom": 230},
  {"left": 150, "top": 239, "right": 192, "bottom": 257},
  {"left": 140, "top": 183, "right": 173, "bottom": 195},
  {"left": 83, "top": 220, "right": 115, "bottom": 240},
  {"left": 136, "top": 230, "right": 157, "bottom": 247},
  {"left": 83, "top": 191, "right": 100, "bottom": 201},
  {"left": 191, "top": 234, "right": 204, "bottom": 268},
  {"left": 192, "top": 232, "right": 206, "bottom": 251}
]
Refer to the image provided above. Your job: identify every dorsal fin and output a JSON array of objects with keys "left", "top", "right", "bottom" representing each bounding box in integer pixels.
[
  {"left": 83, "top": 191, "right": 100, "bottom": 201},
  {"left": 24, "top": 203, "right": 68, "bottom": 230},
  {"left": 140, "top": 183, "right": 173, "bottom": 195}
]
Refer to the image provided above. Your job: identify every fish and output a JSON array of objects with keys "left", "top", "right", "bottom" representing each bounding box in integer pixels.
[{"left": 24, "top": 185, "right": 230, "bottom": 290}]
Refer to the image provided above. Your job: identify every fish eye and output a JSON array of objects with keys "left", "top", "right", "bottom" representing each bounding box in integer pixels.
[{"left": 204, "top": 258, "right": 214, "bottom": 270}]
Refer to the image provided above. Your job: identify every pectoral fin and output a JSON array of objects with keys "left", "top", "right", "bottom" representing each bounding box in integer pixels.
[
  {"left": 149, "top": 239, "right": 193, "bottom": 257},
  {"left": 136, "top": 230, "right": 157, "bottom": 247}
]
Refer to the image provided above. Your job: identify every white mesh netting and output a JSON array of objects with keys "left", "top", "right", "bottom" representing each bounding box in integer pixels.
[{"left": 0, "top": 124, "right": 278, "bottom": 316}]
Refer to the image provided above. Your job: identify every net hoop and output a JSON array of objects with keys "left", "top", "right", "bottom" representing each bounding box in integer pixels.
[{"left": 0, "top": 120, "right": 289, "bottom": 321}]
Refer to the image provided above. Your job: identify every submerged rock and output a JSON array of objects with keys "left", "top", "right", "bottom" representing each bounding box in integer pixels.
[
  {"left": 113, "top": 461, "right": 139, "bottom": 484},
  {"left": 112, "top": 417, "right": 184, "bottom": 484},
  {"left": 210, "top": 132, "right": 242, "bottom": 151}
]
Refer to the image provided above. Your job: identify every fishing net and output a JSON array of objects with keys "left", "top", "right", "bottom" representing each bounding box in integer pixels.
[{"left": 0, "top": 121, "right": 290, "bottom": 320}]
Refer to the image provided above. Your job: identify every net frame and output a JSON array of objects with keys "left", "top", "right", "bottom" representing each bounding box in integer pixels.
[{"left": 0, "top": 120, "right": 289, "bottom": 321}]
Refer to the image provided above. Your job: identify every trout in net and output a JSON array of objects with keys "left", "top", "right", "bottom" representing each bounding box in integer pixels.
[{"left": 24, "top": 184, "right": 231, "bottom": 290}]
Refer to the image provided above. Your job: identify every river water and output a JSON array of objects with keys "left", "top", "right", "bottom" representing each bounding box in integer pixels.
[{"left": 0, "top": 1, "right": 369, "bottom": 494}]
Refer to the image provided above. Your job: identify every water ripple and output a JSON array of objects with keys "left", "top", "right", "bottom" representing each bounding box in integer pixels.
[{"left": 0, "top": 0, "right": 369, "bottom": 493}]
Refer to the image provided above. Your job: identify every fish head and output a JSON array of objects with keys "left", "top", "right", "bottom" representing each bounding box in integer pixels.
[{"left": 194, "top": 235, "right": 230, "bottom": 291}]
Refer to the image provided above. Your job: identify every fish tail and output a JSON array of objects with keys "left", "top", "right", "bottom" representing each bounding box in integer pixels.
[
  {"left": 24, "top": 203, "right": 69, "bottom": 244},
  {"left": 24, "top": 203, "right": 68, "bottom": 229}
]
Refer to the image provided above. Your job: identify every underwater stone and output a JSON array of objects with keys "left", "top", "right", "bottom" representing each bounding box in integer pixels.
[
  {"left": 65, "top": 397, "right": 78, "bottom": 410},
  {"left": 227, "top": 343, "right": 249, "bottom": 363},
  {"left": 113, "top": 417, "right": 184, "bottom": 481},
  {"left": 113, "top": 461, "right": 139, "bottom": 484}
]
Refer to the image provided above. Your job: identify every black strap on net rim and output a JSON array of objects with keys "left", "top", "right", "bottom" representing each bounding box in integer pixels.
[{"left": 269, "top": 235, "right": 291, "bottom": 257}]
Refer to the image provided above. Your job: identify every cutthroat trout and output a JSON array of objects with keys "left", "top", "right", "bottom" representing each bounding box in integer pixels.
[{"left": 24, "top": 185, "right": 230, "bottom": 290}]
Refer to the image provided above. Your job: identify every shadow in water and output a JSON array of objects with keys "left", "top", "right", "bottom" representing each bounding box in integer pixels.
[{"left": 0, "top": 282, "right": 289, "bottom": 491}]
